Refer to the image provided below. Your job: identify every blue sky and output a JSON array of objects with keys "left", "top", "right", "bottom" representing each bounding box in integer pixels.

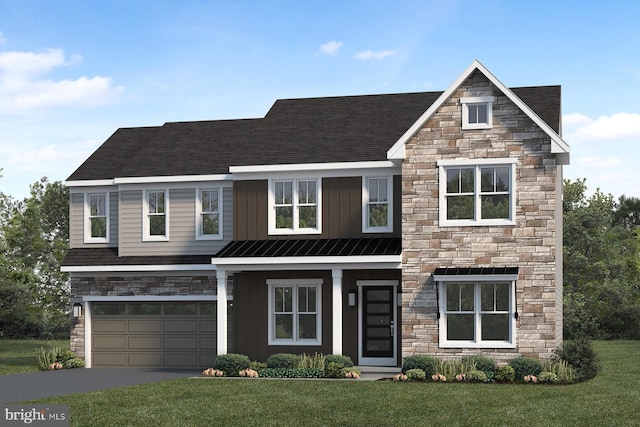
[{"left": 1, "top": 0, "right": 638, "bottom": 200}]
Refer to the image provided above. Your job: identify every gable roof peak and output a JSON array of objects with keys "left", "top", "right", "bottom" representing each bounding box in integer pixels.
[{"left": 386, "top": 60, "right": 570, "bottom": 163}]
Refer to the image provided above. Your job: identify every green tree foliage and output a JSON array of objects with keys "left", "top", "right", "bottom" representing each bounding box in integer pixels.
[
  {"left": 0, "top": 177, "right": 70, "bottom": 338},
  {"left": 563, "top": 179, "right": 640, "bottom": 339}
]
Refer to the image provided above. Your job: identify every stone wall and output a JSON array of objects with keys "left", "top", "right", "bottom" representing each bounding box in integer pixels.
[{"left": 401, "top": 70, "right": 561, "bottom": 362}]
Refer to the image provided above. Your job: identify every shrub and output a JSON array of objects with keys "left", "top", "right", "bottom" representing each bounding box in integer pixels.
[
  {"left": 325, "top": 362, "right": 345, "bottom": 378},
  {"left": 494, "top": 365, "right": 515, "bottom": 383},
  {"left": 556, "top": 338, "right": 601, "bottom": 381},
  {"left": 402, "top": 355, "right": 438, "bottom": 376},
  {"left": 406, "top": 368, "right": 426, "bottom": 381},
  {"left": 538, "top": 371, "right": 558, "bottom": 384},
  {"left": 35, "top": 347, "right": 60, "bottom": 371},
  {"left": 62, "top": 358, "right": 85, "bottom": 369},
  {"left": 509, "top": 357, "right": 542, "bottom": 381},
  {"left": 56, "top": 350, "right": 77, "bottom": 364},
  {"left": 213, "top": 353, "right": 251, "bottom": 376},
  {"left": 462, "top": 355, "right": 496, "bottom": 377},
  {"left": 323, "top": 354, "right": 354, "bottom": 368},
  {"left": 296, "top": 353, "right": 325, "bottom": 369},
  {"left": 542, "top": 358, "right": 576, "bottom": 384},
  {"left": 258, "top": 368, "right": 325, "bottom": 378},
  {"left": 465, "top": 370, "right": 488, "bottom": 383},
  {"left": 343, "top": 367, "right": 361, "bottom": 379},
  {"left": 250, "top": 361, "right": 267, "bottom": 371},
  {"left": 267, "top": 353, "right": 300, "bottom": 369}
]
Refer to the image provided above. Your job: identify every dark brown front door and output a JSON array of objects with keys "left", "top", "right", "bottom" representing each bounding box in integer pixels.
[{"left": 361, "top": 286, "right": 394, "bottom": 359}]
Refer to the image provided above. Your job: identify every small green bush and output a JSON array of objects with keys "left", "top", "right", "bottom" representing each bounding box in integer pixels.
[
  {"left": 324, "top": 354, "right": 354, "bottom": 368},
  {"left": 35, "top": 347, "right": 59, "bottom": 371},
  {"left": 538, "top": 371, "right": 558, "bottom": 384},
  {"left": 250, "top": 361, "right": 267, "bottom": 371},
  {"left": 556, "top": 338, "right": 601, "bottom": 381},
  {"left": 267, "top": 353, "right": 300, "bottom": 369},
  {"left": 62, "top": 358, "right": 85, "bottom": 369},
  {"left": 213, "top": 353, "right": 251, "bottom": 376},
  {"left": 325, "top": 362, "right": 345, "bottom": 378},
  {"left": 509, "top": 357, "right": 542, "bottom": 381},
  {"left": 402, "top": 355, "right": 438, "bottom": 376},
  {"left": 406, "top": 368, "right": 426, "bottom": 381},
  {"left": 494, "top": 365, "right": 515, "bottom": 383},
  {"left": 465, "top": 370, "right": 488, "bottom": 383},
  {"left": 542, "top": 358, "right": 576, "bottom": 384},
  {"left": 258, "top": 368, "right": 325, "bottom": 378},
  {"left": 462, "top": 355, "right": 496, "bottom": 377},
  {"left": 56, "top": 350, "right": 77, "bottom": 364}
]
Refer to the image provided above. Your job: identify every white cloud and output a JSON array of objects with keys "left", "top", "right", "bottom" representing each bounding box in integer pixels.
[
  {"left": 564, "top": 112, "right": 640, "bottom": 142},
  {"left": 0, "top": 48, "right": 123, "bottom": 114},
  {"left": 354, "top": 50, "right": 395, "bottom": 60},
  {"left": 319, "top": 40, "right": 343, "bottom": 55}
]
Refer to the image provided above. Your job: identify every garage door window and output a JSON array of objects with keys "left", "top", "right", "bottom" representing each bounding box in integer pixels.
[
  {"left": 129, "top": 303, "right": 161, "bottom": 315},
  {"left": 164, "top": 303, "right": 197, "bottom": 315},
  {"left": 93, "top": 303, "right": 125, "bottom": 315}
]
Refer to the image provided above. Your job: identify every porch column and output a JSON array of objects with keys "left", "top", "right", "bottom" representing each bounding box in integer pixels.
[
  {"left": 216, "top": 270, "right": 228, "bottom": 356},
  {"left": 332, "top": 269, "right": 343, "bottom": 355}
]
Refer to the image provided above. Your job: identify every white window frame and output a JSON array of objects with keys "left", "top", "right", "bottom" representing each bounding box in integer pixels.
[
  {"left": 143, "top": 189, "right": 169, "bottom": 241},
  {"left": 268, "top": 178, "right": 322, "bottom": 235},
  {"left": 84, "top": 192, "right": 109, "bottom": 243},
  {"left": 362, "top": 176, "right": 393, "bottom": 233},
  {"left": 195, "top": 187, "right": 223, "bottom": 240},
  {"left": 267, "top": 279, "right": 322, "bottom": 346},
  {"left": 461, "top": 96, "right": 494, "bottom": 130},
  {"left": 438, "top": 158, "right": 516, "bottom": 227},
  {"left": 438, "top": 280, "right": 516, "bottom": 349}
]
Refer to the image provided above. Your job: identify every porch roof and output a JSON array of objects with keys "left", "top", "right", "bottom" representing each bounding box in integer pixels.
[{"left": 214, "top": 238, "right": 401, "bottom": 258}]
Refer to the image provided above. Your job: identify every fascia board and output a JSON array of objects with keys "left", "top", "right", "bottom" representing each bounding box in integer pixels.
[
  {"left": 61, "top": 264, "right": 216, "bottom": 273},
  {"left": 229, "top": 161, "right": 398, "bottom": 174},
  {"left": 387, "top": 59, "right": 570, "bottom": 160}
]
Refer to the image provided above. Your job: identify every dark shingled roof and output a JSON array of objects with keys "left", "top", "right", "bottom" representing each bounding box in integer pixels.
[
  {"left": 61, "top": 248, "right": 213, "bottom": 266},
  {"left": 67, "top": 86, "right": 561, "bottom": 182},
  {"left": 215, "top": 238, "right": 402, "bottom": 258}
]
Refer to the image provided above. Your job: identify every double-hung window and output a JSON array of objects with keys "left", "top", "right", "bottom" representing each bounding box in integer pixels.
[
  {"left": 438, "top": 280, "right": 516, "bottom": 348},
  {"left": 84, "top": 192, "right": 109, "bottom": 243},
  {"left": 143, "top": 190, "right": 168, "bottom": 241},
  {"left": 269, "top": 179, "right": 321, "bottom": 234},
  {"left": 363, "top": 176, "right": 392, "bottom": 232},
  {"left": 438, "top": 158, "right": 516, "bottom": 226},
  {"left": 267, "top": 279, "right": 322, "bottom": 345},
  {"left": 461, "top": 96, "right": 494, "bottom": 130},
  {"left": 196, "top": 188, "right": 222, "bottom": 239}
]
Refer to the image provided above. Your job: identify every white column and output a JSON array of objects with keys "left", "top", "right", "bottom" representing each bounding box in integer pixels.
[
  {"left": 216, "top": 270, "right": 228, "bottom": 356},
  {"left": 332, "top": 269, "right": 343, "bottom": 355}
]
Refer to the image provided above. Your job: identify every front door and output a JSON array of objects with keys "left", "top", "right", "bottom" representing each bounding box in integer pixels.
[{"left": 358, "top": 281, "right": 397, "bottom": 366}]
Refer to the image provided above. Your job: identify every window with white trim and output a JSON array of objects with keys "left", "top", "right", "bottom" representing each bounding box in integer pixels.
[
  {"left": 196, "top": 188, "right": 222, "bottom": 239},
  {"left": 84, "top": 192, "right": 109, "bottom": 243},
  {"left": 461, "top": 96, "right": 494, "bottom": 130},
  {"left": 363, "top": 176, "right": 392, "bottom": 232},
  {"left": 439, "top": 281, "right": 515, "bottom": 348},
  {"left": 143, "top": 190, "right": 169, "bottom": 240},
  {"left": 269, "top": 179, "right": 321, "bottom": 234},
  {"left": 438, "top": 159, "right": 516, "bottom": 226},
  {"left": 267, "top": 279, "right": 322, "bottom": 345}
]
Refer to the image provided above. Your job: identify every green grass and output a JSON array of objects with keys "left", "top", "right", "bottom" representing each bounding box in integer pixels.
[
  {"left": 0, "top": 339, "right": 69, "bottom": 375},
  {"left": 24, "top": 341, "right": 638, "bottom": 426}
]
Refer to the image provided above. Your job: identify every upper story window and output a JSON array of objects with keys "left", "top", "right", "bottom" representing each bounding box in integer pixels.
[
  {"left": 438, "top": 158, "right": 516, "bottom": 227},
  {"left": 84, "top": 192, "right": 109, "bottom": 243},
  {"left": 461, "top": 96, "right": 494, "bottom": 130},
  {"left": 269, "top": 178, "right": 321, "bottom": 235},
  {"left": 196, "top": 188, "right": 222, "bottom": 240},
  {"left": 438, "top": 281, "right": 515, "bottom": 348},
  {"left": 267, "top": 279, "right": 322, "bottom": 346},
  {"left": 363, "top": 176, "right": 393, "bottom": 233},
  {"left": 143, "top": 189, "right": 169, "bottom": 241}
]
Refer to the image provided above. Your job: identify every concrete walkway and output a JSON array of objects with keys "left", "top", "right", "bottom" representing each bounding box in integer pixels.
[{"left": 0, "top": 366, "right": 400, "bottom": 403}]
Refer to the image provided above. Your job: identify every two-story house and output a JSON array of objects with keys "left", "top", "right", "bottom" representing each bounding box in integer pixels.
[{"left": 62, "top": 60, "right": 569, "bottom": 369}]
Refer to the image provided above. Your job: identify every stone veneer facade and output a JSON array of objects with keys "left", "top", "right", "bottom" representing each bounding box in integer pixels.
[
  {"left": 401, "top": 70, "right": 563, "bottom": 362},
  {"left": 69, "top": 275, "right": 218, "bottom": 359}
]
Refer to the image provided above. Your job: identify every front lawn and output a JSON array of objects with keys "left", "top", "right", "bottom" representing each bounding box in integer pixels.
[
  {"left": 28, "top": 341, "right": 640, "bottom": 426},
  {"left": 0, "top": 339, "right": 69, "bottom": 375}
]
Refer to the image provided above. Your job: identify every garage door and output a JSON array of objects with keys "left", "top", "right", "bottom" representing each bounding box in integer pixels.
[{"left": 91, "top": 302, "right": 222, "bottom": 368}]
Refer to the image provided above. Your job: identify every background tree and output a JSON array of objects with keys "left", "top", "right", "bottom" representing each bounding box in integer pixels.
[
  {"left": 563, "top": 179, "right": 640, "bottom": 339},
  {"left": 0, "top": 177, "right": 70, "bottom": 338}
]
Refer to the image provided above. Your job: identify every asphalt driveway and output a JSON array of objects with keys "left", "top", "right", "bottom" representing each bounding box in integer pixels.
[{"left": 0, "top": 368, "right": 198, "bottom": 403}]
